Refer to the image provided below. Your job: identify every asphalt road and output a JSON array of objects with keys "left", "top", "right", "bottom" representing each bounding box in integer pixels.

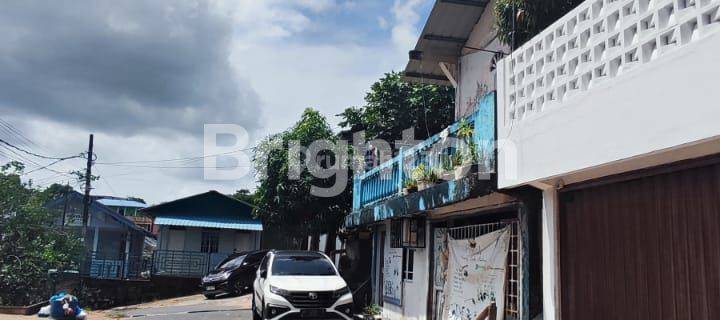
[
  {"left": 129, "top": 308, "right": 251, "bottom": 320},
  {"left": 104, "top": 293, "right": 253, "bottom": 320}
]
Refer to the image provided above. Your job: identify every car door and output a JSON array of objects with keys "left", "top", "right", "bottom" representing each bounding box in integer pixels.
[{"left": 254, "top": 253, "right": 270, "bottom": 308}]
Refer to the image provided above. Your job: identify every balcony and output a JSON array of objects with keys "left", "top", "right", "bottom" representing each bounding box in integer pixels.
[
  {"left": 346, "top": 92, "right": 496, "bottom": 228},
  {"left": 496, "top": 0, "right": 720, "bottom": 188}
]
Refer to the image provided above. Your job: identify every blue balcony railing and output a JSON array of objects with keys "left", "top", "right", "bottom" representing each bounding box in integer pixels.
[{"left": 350, "top": 92, "right": 496, "bottom": 217}]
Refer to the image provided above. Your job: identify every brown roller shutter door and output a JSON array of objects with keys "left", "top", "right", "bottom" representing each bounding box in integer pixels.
[{"left": 560, "top": 159, "right": 720, "bottom": 320}]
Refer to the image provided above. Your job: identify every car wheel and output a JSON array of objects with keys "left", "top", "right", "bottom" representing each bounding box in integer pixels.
[{"left": 204, "top": 293, "right": 216, "bottom": 299}]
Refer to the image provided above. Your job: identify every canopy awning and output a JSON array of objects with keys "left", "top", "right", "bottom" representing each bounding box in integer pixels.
[{"left": 403, "top": 0, "right": 490, "bottom": 85}]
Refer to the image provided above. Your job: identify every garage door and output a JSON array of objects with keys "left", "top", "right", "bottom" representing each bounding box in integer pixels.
[{"left": 560, "top": 160, "right": 720, "bottom": 320}]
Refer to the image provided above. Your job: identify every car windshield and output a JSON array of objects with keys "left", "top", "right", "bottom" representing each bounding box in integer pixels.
[
  {"left": 271, "top": 255, "right": 336, "bottom": 276},
  {"left": 218, "top": 255, "right": 245, "bottom": 270}
]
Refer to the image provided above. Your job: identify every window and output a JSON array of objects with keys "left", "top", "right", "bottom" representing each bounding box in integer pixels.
[
  {"left": 391, "top": 217, "right": 426, "bottom": 248},
  {"left": 390, "top": 219, "right": 403, "bottom": 248},
  {"left": 218, "top": 255, "right": 246, "bottom": 270},
  {"left": 258, "top": 254, "right": 269, "bottom": 274},
  {"left": 403, "top": 248, "right": 415, "bottom": 281},
  {"left": 402, "top": 217, "right": 426, "bottom": 248},
  {"left": 271, "top": 255, "right": 337, "bottom": 276},
  {"left": 245, "top": 252, "right": 264, "bottom": 265},
  {"left": 201, "top": 231, "right": 219, "bottom": 253}
]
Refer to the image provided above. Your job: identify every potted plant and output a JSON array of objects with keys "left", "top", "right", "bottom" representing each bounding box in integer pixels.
[
  {"left": 403, "top": 179, "right": 418, "bottom": 195},
  {"left": 413, "top": 164, "right": 439, "bottom": 190},
  {"left": 454, "top": 119, "right": 479, "bottom": 179},
  {"left": 440, "top": 154, "right": 455, "bottom": 181},
  {"left": 362, "top": 304, "right": 382, "bottom": 319}
]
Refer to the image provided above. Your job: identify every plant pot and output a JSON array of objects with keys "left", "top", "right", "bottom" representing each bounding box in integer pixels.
[
  {"left": 454, "top": 164, "right": 478, "bottom": 180},
  {"left": 403, "top": 186, "right": 417, "bottom": 195},
  {"left": 441, "top": 172, "right": 454, "bottom": 181},
  {"left": 418, "top": 181, "right": 436, "bottom": 191}
]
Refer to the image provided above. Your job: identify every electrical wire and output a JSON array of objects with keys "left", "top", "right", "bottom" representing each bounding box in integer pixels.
[
  {"left": 0, "top": 118, "right": 38, "bottom": 149},
  {"left": 0, "top": 138, "right": 81, "bottom": 160},
  {"left": 94, "top": 147, "right": 253, "bottom": 165},
  {"left": 95, "top": 163, "right": 251, "bottom": 169}
]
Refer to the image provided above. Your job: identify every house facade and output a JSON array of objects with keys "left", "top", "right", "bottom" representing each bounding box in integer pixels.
[
  {"left": 47, "top": 191, "right": 154, "bottom": 280},
  {"left": 493, "top": 0, "right": 720, "bottom": 319},
  {"left": 346, "top": 0, "right": 720, "bottom": 319},
  {"left": 344, "top": 1, "right": 544, "bottom": 320},
  {"left": 142, "top": 191, "right": 262, "bottom": 278}
]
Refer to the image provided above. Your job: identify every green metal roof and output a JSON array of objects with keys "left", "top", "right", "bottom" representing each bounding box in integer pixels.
[{"left": 154, "top": 215, "right": 262, "bottom": 231}]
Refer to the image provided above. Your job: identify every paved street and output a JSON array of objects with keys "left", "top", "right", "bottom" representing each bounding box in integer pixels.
[
  {"left": 0, "top": 294, "right": 253, "bottom": 320},
  {"left": 103, "top": 294, "right": 252, "bottom": 319}
]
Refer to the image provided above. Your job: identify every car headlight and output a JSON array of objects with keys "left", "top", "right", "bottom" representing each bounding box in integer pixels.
[
  {"left": 333, "top": 286, "right": 350, "bottom": 298},
  {"left": 270, "top": 285, "right": 291, "bottom": 296}
]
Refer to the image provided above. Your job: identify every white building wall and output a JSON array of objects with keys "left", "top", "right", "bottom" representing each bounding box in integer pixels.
[
  {"left": 456, "top": 0, "right": 509, "bottom": 119},
  {"left": 540, "top": 188, "right": 560, "bottom": 320},
  {"left": 158, "top": 227, "right": 259, "bottom": 253},
  {"left": 380, "top": 221, "right": 431, "bottom": 320},
  {"left": 496, "top": 0, "right": 720, "bottom": 189}
]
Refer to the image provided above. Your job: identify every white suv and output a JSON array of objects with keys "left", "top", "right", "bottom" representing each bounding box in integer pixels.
[{"left": 252, "top": 250, "right": 354, "bottom": 320}]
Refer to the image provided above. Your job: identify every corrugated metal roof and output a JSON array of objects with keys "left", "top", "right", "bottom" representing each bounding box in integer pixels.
[
  {"left": 97, "top": 198, "right": 148, "bottom": 208},
  {"left": 404, "top": 0, "right": 489, "bottom": 84},
  {"left": 154, "top": 215, "right": 263, "bottom": 231}
]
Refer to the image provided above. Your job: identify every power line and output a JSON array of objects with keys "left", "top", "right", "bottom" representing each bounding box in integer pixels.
[
  {"left": 22, "top": 157, "right": 76, "bottom": 175},
  {"left": 0, "top": 118, "right": 38, "bottom": 149},
  {"left": 95, "top": 163, "right": 251, "bottom": 169},
  {"left": 0, "top": 138, "right": 81, "bottom": 160},
  {"left": 94, "top": 147, "right": 253, "bottom": 165}
]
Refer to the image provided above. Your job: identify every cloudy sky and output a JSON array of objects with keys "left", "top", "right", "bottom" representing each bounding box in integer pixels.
[{"left": 0, "top": 0, "right": 433, "bottom": 204}]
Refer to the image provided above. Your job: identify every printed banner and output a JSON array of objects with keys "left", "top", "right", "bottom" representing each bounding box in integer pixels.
[
  {"left": 383, "top": 247, "right": 403, "bottom": 305},
  {"left": 442, "top": 227, "right": 510, "bottom": 320}
]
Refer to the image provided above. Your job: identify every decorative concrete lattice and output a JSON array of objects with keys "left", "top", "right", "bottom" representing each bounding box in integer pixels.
[{"left": 499, "top": 0, "right": 720, "bottom": 124}]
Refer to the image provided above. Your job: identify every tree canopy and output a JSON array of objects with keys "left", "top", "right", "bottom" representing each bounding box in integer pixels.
[
  {"left": 338, "top": 71, "right": 455, "bottom": 146},
  {"left": 0, "top": 162, "right": 83, "bottom": 306},
  {"left": 252, "top": 72, "right": 454, "bottom": 251},
  {"left": 494, "top": 0, "right": 584, "bottom": 47},
  {"left": 253, "top": 109, "right": 351, "bottom": 250}
]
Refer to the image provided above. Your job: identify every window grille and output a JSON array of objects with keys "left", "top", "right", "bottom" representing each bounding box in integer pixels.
[
  {"left": 447, "top": 220, "right": 520, "bottom": 319},
  {"left": 201, "top": 231, "right": 219, "bottom": 253}
]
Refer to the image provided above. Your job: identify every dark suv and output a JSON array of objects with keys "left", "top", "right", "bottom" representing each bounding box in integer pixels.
[{"left": 202, "top": 250, "right": 268, "bottom": 298}]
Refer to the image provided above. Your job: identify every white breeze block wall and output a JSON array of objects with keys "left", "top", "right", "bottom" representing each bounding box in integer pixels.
[{"left": 496, "top": 0, "right": 720, "bottom": 188}]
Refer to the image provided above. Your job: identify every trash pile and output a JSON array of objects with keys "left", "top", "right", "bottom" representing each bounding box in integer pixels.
[{"left": 37, "top": 292, "right": 87, "bottom": 319}]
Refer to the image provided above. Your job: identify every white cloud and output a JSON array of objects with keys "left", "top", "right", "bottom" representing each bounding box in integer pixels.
[
  {"left": 296, "top": 0, "right": 337, "bottom": 12},
  {"left": 377, "top": 16, "right": 388, "bottom": 29},
  {"left": 391, "top": 0, "right": 426, "bottom": 54},
  {"left": 2, "top": 0, "right": 426, "bottom": 204}
]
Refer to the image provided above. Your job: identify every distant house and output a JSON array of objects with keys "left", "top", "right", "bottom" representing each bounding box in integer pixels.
[
  {"left": 94, "top": 196, "right": 153, "bottom": 233},
  {"left": 141, "top": 190, "right": 263, "bottom": 277},
  {"left": 46, "top": 191, "right": 155, "bottom": 280}
]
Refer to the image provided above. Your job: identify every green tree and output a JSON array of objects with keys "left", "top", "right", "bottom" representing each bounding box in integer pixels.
[
  {"left": 494, "top": 0, "right": 583, "bottom": 47},
  {"left": 232, "top": 189, "right": 256, "bottom": 206},
  {"left": 0, "top": 163, "right": 83, "bottom": 306},
  {"left": 338, "top": 71, "right": 455, "bottom": 146},
  {"left": 253, "top": 109, "right": 351, "bottom": 252}
]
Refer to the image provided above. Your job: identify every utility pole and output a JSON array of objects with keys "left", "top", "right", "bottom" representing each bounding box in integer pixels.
[
  {"left": 61, "top": 181, "right": 70, "bottom": 230},
  {"left": 81, "top": 134, "right": 94, "bottom": 242}
]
